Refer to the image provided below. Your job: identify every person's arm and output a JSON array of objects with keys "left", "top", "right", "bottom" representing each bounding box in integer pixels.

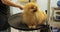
[{"left": 1, "top": 0, "right": 24, "bottom": 10}]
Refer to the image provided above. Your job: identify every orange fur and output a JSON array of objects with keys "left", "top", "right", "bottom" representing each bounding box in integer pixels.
[{"left": 22, "top": 2, "right": 47, "bottom": 29}]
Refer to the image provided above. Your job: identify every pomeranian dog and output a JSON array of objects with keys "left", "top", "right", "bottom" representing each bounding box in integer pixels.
[{"left": 22, "top": 2, "right": 47, "bottom": 29}]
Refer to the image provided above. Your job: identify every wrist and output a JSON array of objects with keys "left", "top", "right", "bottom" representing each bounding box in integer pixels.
[{"left": 17, "top": 4, "right": 24, "bottom": 10}]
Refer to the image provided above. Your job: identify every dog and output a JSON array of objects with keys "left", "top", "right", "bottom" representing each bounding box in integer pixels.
[{"left": 22, "top": 2, "right": 47, "bottom": 29}]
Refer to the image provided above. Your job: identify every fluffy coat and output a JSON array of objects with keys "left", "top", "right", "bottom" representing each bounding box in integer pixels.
[{"left": 22, "top": 2, "right": 47, "bottom": 28}]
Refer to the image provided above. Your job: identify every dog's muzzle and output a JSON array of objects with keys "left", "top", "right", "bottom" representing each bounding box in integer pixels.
[
  {"left": 31, "top": 6, "right": 37, "bottom": 12},
  {"left": 33, "top": 9, "right": 37, "bottom": 12}
]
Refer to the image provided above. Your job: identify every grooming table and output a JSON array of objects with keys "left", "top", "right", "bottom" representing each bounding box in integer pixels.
[{"left": 8, "top": 13, "right": 49, "bottom": 31}]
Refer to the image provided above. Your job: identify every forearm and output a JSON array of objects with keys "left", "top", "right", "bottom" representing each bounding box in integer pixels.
[{"left": 1, "top": 0, "right": 23, "bottom": 9}]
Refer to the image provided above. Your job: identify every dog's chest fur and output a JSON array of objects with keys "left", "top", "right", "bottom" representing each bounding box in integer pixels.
[{"left": 22, "top": 12, "right": 39, "bottom": 25}]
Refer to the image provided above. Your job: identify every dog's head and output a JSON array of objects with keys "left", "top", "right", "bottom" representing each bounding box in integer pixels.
[{"left": 24, "top": 2, "right": 38, "bottom": 13}]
